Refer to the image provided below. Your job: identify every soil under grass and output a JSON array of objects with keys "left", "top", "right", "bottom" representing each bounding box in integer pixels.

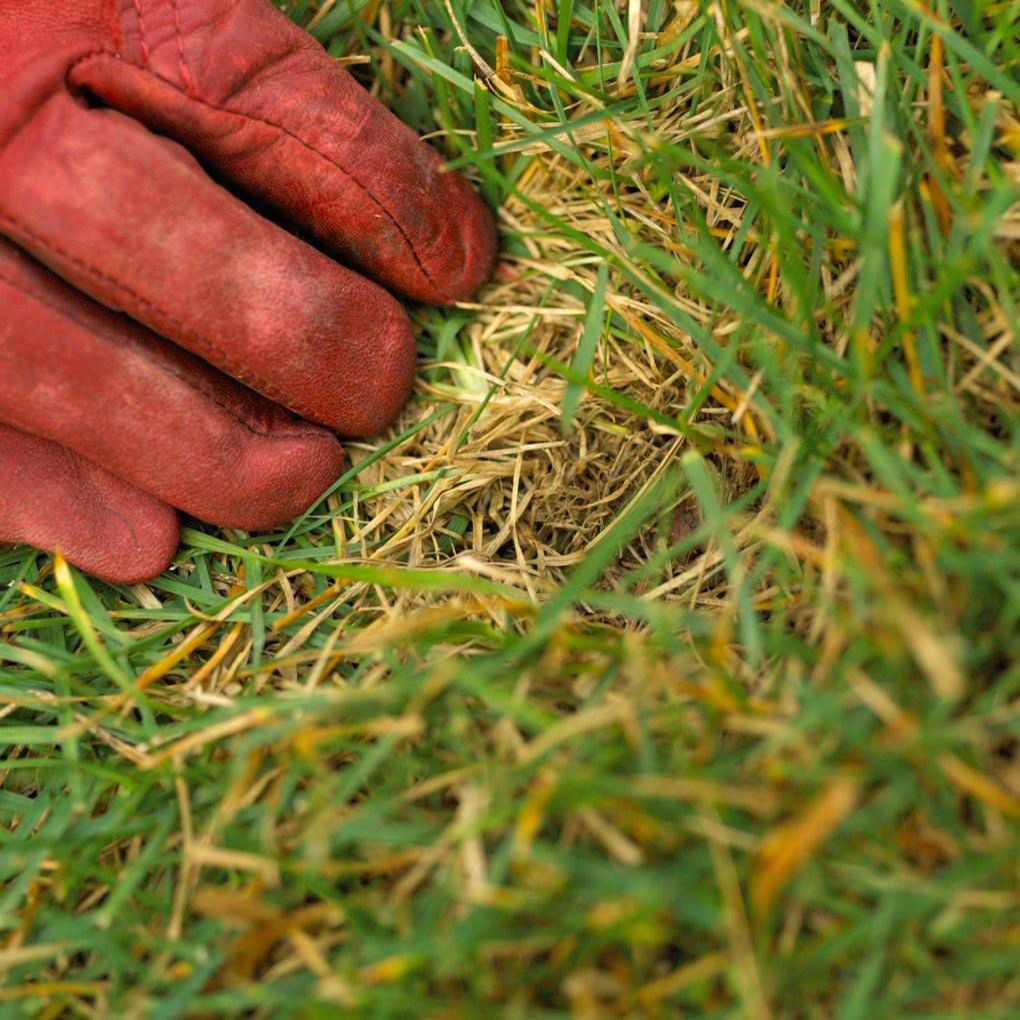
[{"left": 1, "top": 1, "right": 1018, "bottom": 1016}]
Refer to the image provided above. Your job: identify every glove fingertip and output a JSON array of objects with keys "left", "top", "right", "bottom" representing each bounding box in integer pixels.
[
  {"left": 0, "top": 424, "right": 180, "bottom": 585},
  {"left": 80, "top": 500, "right": 180, "bottom": 586}
]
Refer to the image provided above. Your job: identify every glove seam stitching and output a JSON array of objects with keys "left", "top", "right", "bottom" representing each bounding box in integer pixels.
[
  {"left": 170, "top": 0, "right": 197, "bottom": 95},
  {"left": 0, "top": 214, "right": 325, "bottom": 427},
  {"left": 69, "top": 51, "right": 452, "bottom": 302},
  {"left": 130, "top": 0, "right": 152, "bottom": 64}
]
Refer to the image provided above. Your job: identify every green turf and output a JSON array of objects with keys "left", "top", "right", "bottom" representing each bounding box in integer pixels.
[{"left": 2, "top": 1, "right": 1019, "bottom": 1016}]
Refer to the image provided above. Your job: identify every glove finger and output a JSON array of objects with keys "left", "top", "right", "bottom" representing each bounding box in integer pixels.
[
  {"left": 0, "top": 423, "right": 179, "bottom": 586},
  {"left": 70, "top": 0, "right": 496, "bottom": 305},
  {"left": 0, "top": 93, "right": 416, "bottom": 438},
  {"left": 0, "top": 237, "right": 345, "bottom": 531}
]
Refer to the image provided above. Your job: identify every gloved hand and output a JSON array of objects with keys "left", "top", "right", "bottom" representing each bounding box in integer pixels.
[{"left": 0, "top": 0, "right": 496, "bottom": 584}]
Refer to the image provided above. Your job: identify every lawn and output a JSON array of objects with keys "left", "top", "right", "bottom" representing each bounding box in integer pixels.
[{"left": 1, "top": 0, "right": 1019, "bottom": 1016}]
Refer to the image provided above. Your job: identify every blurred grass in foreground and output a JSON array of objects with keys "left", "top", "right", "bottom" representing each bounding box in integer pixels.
[{"left": 1, "top": 0, "right": 1019, "bottom": 1016}]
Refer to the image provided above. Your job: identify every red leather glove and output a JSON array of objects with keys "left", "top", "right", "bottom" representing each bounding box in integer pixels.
[{"left": 0, "top": 0, "right": 496, "bottom": 584}]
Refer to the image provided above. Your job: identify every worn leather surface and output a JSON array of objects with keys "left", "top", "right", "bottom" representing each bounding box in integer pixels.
[
  {"left": 0, "top": 0, "right": 497, "bottom": 583},
  {"left": 0, "top": 423, "right": 180, "bottom": 586}
]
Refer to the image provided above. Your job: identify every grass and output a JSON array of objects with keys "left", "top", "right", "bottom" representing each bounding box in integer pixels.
[{"left": 2, "top": 0, "right": 1019, "bottom": 1015}]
